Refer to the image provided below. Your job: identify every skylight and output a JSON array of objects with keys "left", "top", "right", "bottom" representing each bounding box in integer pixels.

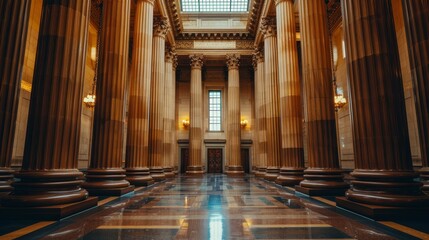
[{"left": 181, "top": 0, "right": 249, "bottom": 12}]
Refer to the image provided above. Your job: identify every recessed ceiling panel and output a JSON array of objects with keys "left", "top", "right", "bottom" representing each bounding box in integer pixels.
[{"left": 181, "top": 0, "right": 249, "bottom": 12}]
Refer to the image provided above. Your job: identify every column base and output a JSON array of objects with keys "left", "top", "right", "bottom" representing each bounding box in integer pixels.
[
  {"left": 83, "top": 168, "right": 133, "bottom": 196},
  {"left": 126, "top": 167, "right": 154, "bottom": 186},
  {"left": 150, "top": 167, "right": 165, "bottom": 181},
  {"left": 163, "top": 166, "right": 175, "bottom": 178},
  {"left": 0, "top": 197, "right": 98, "bottom": 220},
  {"left": 295, "top": 185, "right": 347, "bottom": 196},
  {"left": 86, "top": 186, "right": 134, "bottom": 196},
  {"left": 2, "top": 170, "right": 90, "bottom": 207},
  {"left": 255, "top": 167, "right": 267, "bottom": 178},
  {"left": 336, "top": 197, "right": 429, "bottom": 220},
  {"left": 347, "top": 170, "right": 429, "bottom": 206},
  {"left": 420, "top": 167, "right": 429, "bottom": 193},
  {"left": 186, "top": 165, "right": 204, "bottom": 175},
  {"left": 276, "top": 167, "right": 304, "bottom": 186},
  {"left": 0, "top": 168, "right": 14, "bottom": 195},
  {"left": 298, "top": 168, "right": 349, "bottom": 196},
  {"left": 264, "top": 167, "right": 280, "bottom": 181},
  {"left": 226, "top": 165, "right": 244, "bottom": 176}
]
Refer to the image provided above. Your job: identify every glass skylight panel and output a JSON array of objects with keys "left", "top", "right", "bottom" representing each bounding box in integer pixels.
[{"left": 181, "top": 0, "right": 249, "bottom": 12}]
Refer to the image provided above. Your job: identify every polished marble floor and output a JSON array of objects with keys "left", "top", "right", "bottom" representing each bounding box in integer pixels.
[{"left": 1, "top": 174, "right": 428, "bottom": 239}]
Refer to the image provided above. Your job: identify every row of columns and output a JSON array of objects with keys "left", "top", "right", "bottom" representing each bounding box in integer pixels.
[
  {"left": 0, "top": 0, "right": 178, "bottom": 218},
  {"left": 252, "top": 0, "right": 429, "bottom": 219}
]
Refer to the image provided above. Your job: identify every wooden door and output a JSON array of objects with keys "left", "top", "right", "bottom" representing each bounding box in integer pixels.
[
  {"left": 207, "top": 148, "right": 223, "bottom": 173},
  {"left": 180, "top": 148, "right": 189, "bottom": 173},
  {"left": 241, "top": 148, "right": 250, "bottom": 173}
]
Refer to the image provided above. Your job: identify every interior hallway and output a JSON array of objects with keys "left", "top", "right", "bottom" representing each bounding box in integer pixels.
[{"left": 1, "top": 174, "right": 428, "bottom": 240}]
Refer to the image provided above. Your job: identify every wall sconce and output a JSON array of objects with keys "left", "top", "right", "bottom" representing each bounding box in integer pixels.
[
  {"left": 240, "top": 119, "right": 248, "bottom": 128},
  {"left": 182, "top": 119, "right": 190, "bottom": 128},
  {"left": 334, "top": 94, "right": 347, "bottom": 111}
]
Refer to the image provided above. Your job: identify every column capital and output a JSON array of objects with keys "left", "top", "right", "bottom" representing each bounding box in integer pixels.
[
  {"left": 274, "top": 0, "right": 292, "bottom": 6},
  {"left": 136, "top": 0, "right": 155, "bottom": 5},
  {"left": 165, "top": 47, "right": 175, "bottom": 63},
  {"left": 253, "top": 47, "right": 264, "bottom": 64},
  {"left": 226, "top": 54, "right": 240, "bottom": 70},
  {"left": 189, "top": 54, "right": 204, "bottom": 69},
  {"left": 260, "top": 17, "right": 276, "bottom": 38},
  {"left": 153, "top": 17, "right": 170, "bottom": 38}
]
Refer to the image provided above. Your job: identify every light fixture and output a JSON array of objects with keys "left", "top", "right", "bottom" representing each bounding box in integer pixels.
[
  {"left": 334, "top": 94, "right": 347, "bottom": 111},
  {"left": 240, "top": 119, "right": 248, "bottom": 128},
  {"left": 182, "top": 119, "right": 190, "bottom": 128}
]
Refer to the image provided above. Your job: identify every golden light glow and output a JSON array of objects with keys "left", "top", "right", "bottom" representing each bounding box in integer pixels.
[
  {"left": 240, "top": 119, "right": 248, "bottom": 128},
  {"left": 182, "top": 119, "right": 190, "bottom": 128},
  {"left": 90, "top": 47, "right": 97, "bottom": 62},
  {"left": 83, "top": 94, "right": 96, "bottom": 108},
  {"left": 334, "top": 94, "right": 347, "bottom": 111}
]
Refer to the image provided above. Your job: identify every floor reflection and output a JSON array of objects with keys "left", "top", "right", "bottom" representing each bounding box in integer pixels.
[{"left": 4, "top": 174, "right": 427, "bottom": 240}]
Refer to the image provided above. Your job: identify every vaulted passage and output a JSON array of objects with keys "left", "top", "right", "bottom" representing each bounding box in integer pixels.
[{"left": 1, "top": 175, "right": 427, "bottom": 239}]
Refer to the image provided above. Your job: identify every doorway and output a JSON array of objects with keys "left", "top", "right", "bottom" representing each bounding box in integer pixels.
[
  {"left": 241, "top": 148, "right": 250, "bottom": 174},
  {"left": 207, "top": 148, "right": 223, "bottom": 173},
  {"left": 180, "top": 148, "right": 189, "bottom": 173}
]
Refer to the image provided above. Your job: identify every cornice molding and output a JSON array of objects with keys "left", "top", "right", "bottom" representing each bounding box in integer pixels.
[
  {"left": 176, "top": 32, "right": 254, "bottom": 40},
  {"left": 165, "top": 0, "right": 183, "bottom": 35},
  {"left": 175, "top": 40, "right": 254, "bottom": 50},
  {"left": 246, "top": 0, "right": 264, "bottom": 36}
]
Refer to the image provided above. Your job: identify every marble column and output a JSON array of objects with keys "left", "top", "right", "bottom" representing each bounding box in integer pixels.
[
  {"left": 125, "top": 0, "right": 154, "bottom": 186},
  {"left": 336, "top": 0, "right": 429, "bottom": 219},
  {"left": 148, "top": 17, "right": 169, "bottom": 181},
  {"left": 83, "top": 0, "right": 134, "bottom": 196},
  {"left": 260, "top": 17, "right": 281, "bottom": 181},
  {"left": 254, "top": 48, "right": 267, "bottom": 178},
  {"left": 275, "top": 0, "right": 305, "bottom": 186},
  {"left": 163, "top": 47, "right": 176, "bottom": 178},
  {"left": 402, "top": 0, "right": 429, "bottom": 192},
  {"left": 252, "top": 53, "right": 260, "bottom": 175},
  {"left": 172, "top": 55, "right": 179, "bottom": 174},
  {"left": 187, "top": 54, "right": 204, "bottom": 175},
  {"left": 0, "top": 0, "right": 31, "bottom": 195},
  {"left": 225, "top": 54, "right": 243, "bottom": 175},
  {"left": 1, "top": 0, "right": 97, "bottom": 215},
  {"left": 296, "top": 0, "right": 348, "bottom": 195}
]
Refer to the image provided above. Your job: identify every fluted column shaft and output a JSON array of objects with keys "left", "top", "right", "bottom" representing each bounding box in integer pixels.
[
  {"left": 252, "top": 53, "right": 260, "bottom": 174},
  {"left": 226, "top": 54, "right": 243, "bottom": 175},
  {"left": 83, "top": 0, "right": 133, "bottom": 195},
  {"left": 0, "top": 0, "right": 31, "bottom": 194},
  {"left": 297, "top": 0, "right": 347, "bottom": 194},
  {"left": 188, "top": 54, "right": 204, "bottom": 174},
  {"left": 148, "top": 17, "right": 169, "bottom": 181},
  {"left": 255, "top": 51, "right": 267, "bottom": 177},
  {"left": 125, "top": 0, "right": 154, "bottom": 186},
  {"left": 172, "top": 57, "right": 178, "bottom": 174},
  {"left": 402, "top": 0, "right": 429, "bottom": 191},
  {"left": 2, "top": 0, "right": 90, "bottom": 207},
  {"left": 163, "top": 48, "right": 176, "bottom": 178},
  {"left": 340, "top": 0, "right": 429, "bottom": 207},
  {"left": 275, "top": 0, "right": 305, "bottom": 186},
  {"left": 260, "top": 17, "right": 281, "bottom": 181}
]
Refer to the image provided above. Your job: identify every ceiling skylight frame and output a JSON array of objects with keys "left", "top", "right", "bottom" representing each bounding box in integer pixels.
[{"left": 181, "top": 0, "right": 249, "bottom": 13}]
